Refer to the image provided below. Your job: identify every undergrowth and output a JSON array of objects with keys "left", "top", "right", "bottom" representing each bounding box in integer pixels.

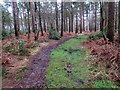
[
  {"left": 89, "top": 29, "right": 107, "bottom": 39},
  {"left": 89, "top": 32, "right": 103, "bottom": 39},
  {"left": 2, "top": 67, "right": 9, "bottom": 79},
  {"left": 84, "top": 34, "right": 120, "bottom": 82},
  {"left": 3, "top": 39, "right": 30, "bottom": 56},
  {"left": 15, "top": 66, "right": 28, "bottom": 79},
  {"left": 26, "top": 41, "right": 39, "bottom": 48},
  {"left": 48, "top": 26, "right": 61, "bottom": 40}
]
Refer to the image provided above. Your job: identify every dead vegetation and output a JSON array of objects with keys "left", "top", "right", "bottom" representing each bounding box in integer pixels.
[{"left": 83, "top": 36, "right": 120, "bottom": 82}]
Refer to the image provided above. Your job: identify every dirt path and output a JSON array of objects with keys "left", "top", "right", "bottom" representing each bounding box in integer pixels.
[{"left": 11, "top": 36, "right": 75, "bottom": 88}]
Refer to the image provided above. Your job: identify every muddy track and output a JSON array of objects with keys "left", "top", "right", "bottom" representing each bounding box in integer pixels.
[{"left": 15, "top": 36, "right": 75, "bottom": 88}]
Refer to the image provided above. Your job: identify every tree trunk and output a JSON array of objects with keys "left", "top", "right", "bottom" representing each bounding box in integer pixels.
[
  {"left": 94, "top": 2, "right": 97, "bottom": 32},
  {"left": 82, "top": 2, "right": 85, "bottom": 32},
  {"left": 118, "top": 1, "right": 120, "bottom": 43},
  {"left": 43, "top": 8, "right": 47, "bottom": 32},
  {"left": 38, "top": 2, "right": 43, "bottom": 37},
  {"left": 55, "top": 2, "right": 59, "bottom": 32},
  {"left": 63, "top": 3, "right": 66, "bottom": 32},
  {"left": 104, "top": 2, "right": 108, "bottom": 30},
  {"left": 71, "top": 13, "right": 74, "bottom": 32},
  {"left": 86, "top": 3, "right": 89, "bottom": 31},
  {"left": 43, "top": 18, "right": 46, "bottom": 32},
  {"left": 75, "top": 12, "right": 78, "bottom": 33},
  {"left": 69, "top": 14, "right": 71, "bottom": 33},
  {"left": 65, "top": 16, "right": 68, "bottom": 32},
  {"left": 22, "top": 3, "right": 26, "bottom": 31},
  {"left": 17, "top": 6, "right": 20, "bottom": 32},
  {"left": 30, "top": 2, "right": 37, "bottom": 41},
  {"left": 115, "top": 2, "right": 118, "bottom": 32},
  {"left": 34, "top": 2, "right": 37, "bottom": 41},
  {"left": 80, "top": 2, "right": 83, "bottom": 33},
  {"left": 89, "top": 3, "right": 91, "bottom": 32},
  {"left": 100, "top": 2, "right": 104, "bottom": 32},
  {"left": 12, "top": 2, "right": 19, "bottom": 37},
  {"left": 107, "top": 2, "right": 115, "bottom": 42},
  {"left": 24, "top": 13, "right": 27, "bottom": 31},
  {"left": 20, "top": 11, "right": 24, "bottom": 31},
  {"left": 83, "top": 13, "right": 85, "bottom": 31},
  {"left": 27, "top": 2, "right": 31, "bottom": 39},
  {"left": 61, "top": 1, "right": 64, "bottom": 36},
  {"left": 70, "top": 3, "right": 73, "bottom": 32}
]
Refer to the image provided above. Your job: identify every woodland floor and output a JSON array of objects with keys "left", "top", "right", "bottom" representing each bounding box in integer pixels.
[
  {"left": 44, "top": 34, "right": 119, "bottom": 88},
  {"left": 1, "top": 32, "right": 120, "bottom": 88},
  {"left": 2, "top": 32, "right": 75, "bottom": 88}
]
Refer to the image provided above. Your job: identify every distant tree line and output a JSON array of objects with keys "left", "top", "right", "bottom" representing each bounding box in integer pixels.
[{"left": 1, "top": 1, "right": 120, "bottom": 43}]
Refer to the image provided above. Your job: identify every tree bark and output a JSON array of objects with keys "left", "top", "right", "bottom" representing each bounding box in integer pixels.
[
  {"left": 75, "top": 12, "right": 78, "bottom": 33},
  {"left": 43, "top": 6, "right": 47, "bottom": 32},
  {"left": 63, "top": 3, "right": 66, "bottom": 32},
  {"left": 115, "top": 2, "right": 118, "bottom": 32},
  {"left": 17, "top": 6, "right": 20, "bottom": 32},
  {"left": 12, "top": 2, "right": 19, "bottom": 37},
  {"left": 55, "top": 2, "right": 59, "bottom": 32},
  {"left": 65, "top": 17, "right": 68, "bottom": 32},
  {"left": 43, "top": 18, "right": 46, "bottom": 32},
  {"left": 82, "top": 2, "right": 85, "bottom": 32},
  {"left": 80, "top": 2, "right": 83, "bottom": 33},
  {"left": 94, "top": 2, "right": 97, "bottom": 32},
  {"left": 34, "top": 2, "right": 37, "bottom": 41},
  {"left": 61, "top": 1, "right": 64, "bottom": 36},
  {"left": 69, "top": 13, "right": 71, "bottom": 33},
  {"left": 118, "top": 1, "right": 120, "bottom": 43},
  {"left": 100, "top": 2, "right": 104, "bottom": 32},
  {"left": 70, "top": 3, "right": 73, "bottom": 32},
  {"left": 104, "top": 2, "right": 108, "bottom": 29},
  {"left": 30, "top": 2, "right": 37, "bottom": 41},
  {"left": 20, "top": 10, "right": 24, "bottom": 31},
  {"left": 27, "top": 2, "right": 31, "bottom": 39},
  {"left": 107, "top": 2, "right": 115, "bottom": 42},
  {"left": 22, "top": 3, "right": 26, "bottom": 31},
  {"left": 38, "top": 2, "right": 43, "bottom": 37}
]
